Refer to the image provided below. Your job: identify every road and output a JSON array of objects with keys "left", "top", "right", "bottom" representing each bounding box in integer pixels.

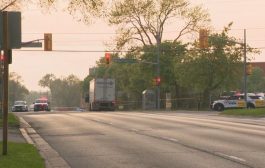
[{"left": 19, "top": 111, "right": 265, "bottom": 168}]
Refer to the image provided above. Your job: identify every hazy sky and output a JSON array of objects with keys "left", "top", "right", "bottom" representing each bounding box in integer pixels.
[{"left": 10, "top": 0, "right": 265, "bottom": 91}]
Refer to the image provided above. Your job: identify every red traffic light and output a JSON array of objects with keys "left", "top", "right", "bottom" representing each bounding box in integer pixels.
[
  {"left": 105, "top": 52, "right": 111, "bottom": 64},
  {"left": 155, "top": 77, "right": 161, "bottom": 86},
  {"left": 0, "top": 55, "right": 4, "bottom": 61}
]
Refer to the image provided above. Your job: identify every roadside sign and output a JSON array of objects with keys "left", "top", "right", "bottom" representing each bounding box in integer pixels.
[{"left": 0, "top": 11, "right": 21, "bottom": 49}]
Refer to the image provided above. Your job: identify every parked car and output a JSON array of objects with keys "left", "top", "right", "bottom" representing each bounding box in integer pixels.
[{"left": 12, "top": 101, "right": 28, "bottom": 112}]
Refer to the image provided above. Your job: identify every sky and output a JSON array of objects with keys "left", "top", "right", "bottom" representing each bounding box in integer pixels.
[{"left": 9, "top": 0, "right": 265, "bottom": 91}]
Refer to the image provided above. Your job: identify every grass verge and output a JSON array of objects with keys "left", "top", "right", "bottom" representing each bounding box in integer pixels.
[
  {"left": 0, "top": 112, "right": 20, "bottom": 128},
  {"left": 221, "top": 108, "right": 265, "bottom": 117},
  {"left": 0, "top": 142, "right": 45, "bottom": 168}
]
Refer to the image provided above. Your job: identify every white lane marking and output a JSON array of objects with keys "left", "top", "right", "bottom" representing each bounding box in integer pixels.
[
  {"left": 130, "top": 128, "right": 139, "bottom": 132},
  {"left": 215, "top": 152, "right": 246, "bottom": 162},
  {"left": 162, "top": 137, "right": 179, "bottom": 142}
]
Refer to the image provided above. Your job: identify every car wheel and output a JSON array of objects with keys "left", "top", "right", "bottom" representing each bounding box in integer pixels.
[{"left": 214, "top": 104, "right": 224, "bottom": 111}]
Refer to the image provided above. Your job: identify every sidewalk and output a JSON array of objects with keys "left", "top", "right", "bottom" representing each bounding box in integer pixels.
[
  {"left": 1, "top": 116, "right": 71, "bottom": 168},
  {"left": 0, "top": 127, "right": 26, "bottom": 143}
]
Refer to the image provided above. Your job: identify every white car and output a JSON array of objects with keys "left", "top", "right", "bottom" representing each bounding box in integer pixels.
[
  {"left": 12, "top": 101, "right": 28, "bottom": 112},
  {"left": 211, "top": 95, "right": 265, "bottom": 111}
]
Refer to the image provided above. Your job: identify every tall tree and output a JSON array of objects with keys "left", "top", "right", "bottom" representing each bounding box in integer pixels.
[
  {"left": 39, "top": 74, "right": 82, "bottom": 107},
  {"left": 175, "top": 25, "right": 259, "bottom": 107},
  {"left": 247, "top": 67, "right": 265, "bottom": 93},
  {"left": 109, "top": 0, "right": 210, "bottom": 49},
  {"left": 9, "top": 72, "right": 29, "bottom": 107}
]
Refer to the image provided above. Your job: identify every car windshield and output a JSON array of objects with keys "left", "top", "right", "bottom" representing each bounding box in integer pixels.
[
  {"left": 249, "top": 96, "right": 264, "bottom": 100},
  {"left": 14, "top": 101, "right": 26, "bottom": 105}
]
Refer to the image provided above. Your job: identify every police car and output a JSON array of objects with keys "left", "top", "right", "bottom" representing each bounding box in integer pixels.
[{"left": 211, "top": 94, "right": 265, "bottom": 111}]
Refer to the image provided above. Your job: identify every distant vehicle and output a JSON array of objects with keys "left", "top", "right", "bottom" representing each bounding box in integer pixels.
[
  {"left": 29, "top": 104, "right": 34, "bottom": 111},
  {"left": 211, "top": 94, "right": 265, "bottom": 111},
  {"left": 12, "top": 101, "right": 28, "bottom": 112},
  {"left": 86, "top": 78, "right": 116, "bottom": 111},
  {"left": 34, "top": 98, "right": 51, "bottom": 112}
]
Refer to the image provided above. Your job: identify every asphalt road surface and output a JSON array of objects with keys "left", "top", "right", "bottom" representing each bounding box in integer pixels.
[{"left": 20, "top": 111, "right": 265, "bottom": 168}]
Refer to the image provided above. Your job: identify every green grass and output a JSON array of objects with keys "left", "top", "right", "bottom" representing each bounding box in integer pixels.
[
  {"left": 0, "top": 113, "right": 20, "bottom": 128},
  {"left": 0, "top": 142, "right": 45, "bottom": 168},
  {"left": 221, "top": 108, "right": 265, "bottom": 117}
]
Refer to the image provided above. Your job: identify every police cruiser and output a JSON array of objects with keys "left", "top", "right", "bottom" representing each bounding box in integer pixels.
[{"left": 211, "top": 94, "right": 265, "bottom": 111}]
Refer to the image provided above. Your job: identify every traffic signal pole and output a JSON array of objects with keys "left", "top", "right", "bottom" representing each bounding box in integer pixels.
[{"left": 2, "top": 11, "right": 9, "bottom": 155}]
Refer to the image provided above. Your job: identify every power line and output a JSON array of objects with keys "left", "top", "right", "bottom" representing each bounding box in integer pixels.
[
  {"left": 13, "top": 46, "right": 265, "bottom": 53},
  {"left": 13, "top": 49, "right": 132, "bottom": 53}
]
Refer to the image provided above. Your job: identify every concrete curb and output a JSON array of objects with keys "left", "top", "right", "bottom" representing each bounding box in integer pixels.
[{"left": 19, "top": 117, "right": 71, "bottom": 168}]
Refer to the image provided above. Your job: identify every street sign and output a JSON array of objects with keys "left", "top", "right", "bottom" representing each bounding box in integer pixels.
[
  {"left": 0, "top": 12, "right": 21, "bottom": 49},
  {"left": 21, "top": 42, "right": 42, "bottom": 48},
  {"left": 112, "top": 58, "right": 137, "bottom": 63}
]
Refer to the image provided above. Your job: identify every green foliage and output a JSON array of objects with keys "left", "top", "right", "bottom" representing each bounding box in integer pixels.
[
  {"left": 109, "top": 0, "right": 210, "bottom": 49},
  {"left": 9, "top": 72, "right": 29, "bottom": 108},
  {"left": 175, "top": 24, "right": 258, "bottom": 107},
  {"left": 82, "top": 42, "right": 187, "bottom": 109},
  {"left": 221, "top": 108, "right": 265, "bottom": 117},
  {"left": 0, "top": 142, "right": 45, "bottom": 168},
  {"left": 247, "top": 67, "right": 265, "bottom": 92},
  {"left": 39, "top": 74, "right": 82, "bottom": 107}
]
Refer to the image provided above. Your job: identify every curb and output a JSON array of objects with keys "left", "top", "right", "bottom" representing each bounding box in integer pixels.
[{"left": 19, "top": 117, "right": 71, "bottom": 168}]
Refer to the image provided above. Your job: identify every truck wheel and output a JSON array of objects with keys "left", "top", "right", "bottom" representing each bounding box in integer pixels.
[{"left": 214, "top": 104, "right": 224, "bottom": 111}]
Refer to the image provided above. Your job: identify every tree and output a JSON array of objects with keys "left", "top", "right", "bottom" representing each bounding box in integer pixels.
[
  {"left": 1, "top": 0, "right": 103, "bottom": 23},
  {"left": 0, "top": 0, "right": 20, "bottom": 11},
  {"left": 247, "top": 67, "right": 265, "bottom": 93},
  {"left": 39, "top": 74, "right": 82, "bottom": 107},
  {"left": 175, "top": 24, "right": 259, "bottom": 108},
  {"left": 109, "top": 0, "right": 210, "bottom": 49},
  {"left": 39, "top": 73, "right": 56, "bottom": 88},
  {"left": 83, "top": 41, "right": 187, "bottom": 109},
  {"left": 8, "top": 72, "right": 29, "bottom": 107}
]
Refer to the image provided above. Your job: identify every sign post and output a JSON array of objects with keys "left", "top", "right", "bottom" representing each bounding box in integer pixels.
[
  {"left": 2, "top": 11, "right": 9, "bottom": 155},
  {"left": 0, "top": 11, "right": 21, "bottom": 155}
]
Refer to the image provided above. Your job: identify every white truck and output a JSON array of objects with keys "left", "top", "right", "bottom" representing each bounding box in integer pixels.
[{"left": 86, "top": 78, "right": 116, "bottom": 111}]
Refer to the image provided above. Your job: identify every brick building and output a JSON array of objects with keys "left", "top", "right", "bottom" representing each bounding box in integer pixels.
[{"left": 251, "top": 62, "right": 265, "bottom": 74}]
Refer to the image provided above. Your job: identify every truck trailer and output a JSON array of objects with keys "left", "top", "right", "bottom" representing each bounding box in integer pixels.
[{"left": 87, "top": 78, "right": 115, "bottom": 111}]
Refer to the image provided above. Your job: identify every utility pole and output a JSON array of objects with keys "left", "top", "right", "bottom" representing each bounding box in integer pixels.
[
  {"left": 2, "top": 11, "right": 9, "bottom": 155},
  {"left": 156, "top": 35, "right": 161, "bottom": 110},
  {"left": 156, "top": 16, "right": 161, "bottom": 110},
  {"left": 243, "top": 29, "right": 247, "bottom": 106}
]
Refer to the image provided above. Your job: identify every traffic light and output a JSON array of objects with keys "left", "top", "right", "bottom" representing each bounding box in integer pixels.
[
  {"left": 44, "top": 33, "right": 52, "bottom": 51},
  {"left": 0, "top": 50, "right": 12, "bottom": 64},
  {"left": 105, "top": 52, "right": 111, "bottom": 64},
  {"left": 199, "top": 29, "right": 208, "bottom": 49},
  {"left": 0, "top": 54, "right": 4, "bottom": 62},
  {"left": 155, "top": 77, "right": 161, "bottom": 86},
  {"left": 246, "top": 64, "right": 253, "bottom": 75}
]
